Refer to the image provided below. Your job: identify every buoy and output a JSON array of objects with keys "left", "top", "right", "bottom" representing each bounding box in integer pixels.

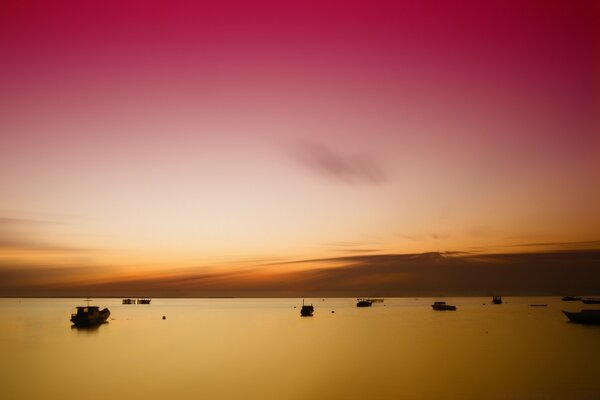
[
  {"left": 331, "top": 311, "right": 335, "bottom": 313},
  {"left": 162, "top": 316, "right": 166, "bottom": 320}
]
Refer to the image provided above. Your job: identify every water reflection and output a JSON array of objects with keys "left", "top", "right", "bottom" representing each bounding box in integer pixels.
[
  {"left": 70, "top": 322, "right": 107, "bottom": 334},
  {"left": 0, "top": 297, "right": 598, "bottom": 400}
]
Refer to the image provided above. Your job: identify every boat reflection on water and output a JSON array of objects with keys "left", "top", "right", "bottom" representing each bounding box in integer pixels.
[{"left": 70, "top": 323, "right": 104, "bottom": 334}]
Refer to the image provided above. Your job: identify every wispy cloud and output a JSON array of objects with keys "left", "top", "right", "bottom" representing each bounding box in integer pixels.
[
  {"left": 291, "top": 140, "right": 386, "bottom": 185},
  {"left": 468, "top": 240, "right": 600, "bottom": 253},
  {"left": 0, "top": 215, "right": 95, "bottom": 255},
  {"left": 321, "top": 240, "right": 382, "bottom": 254}
]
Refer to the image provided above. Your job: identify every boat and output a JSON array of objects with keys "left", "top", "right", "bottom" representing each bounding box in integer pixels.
[
  {"left": 431, "top": 301, "right": 456, "bottom": 311},
  {"left": 529, "top": 304, "right": 548, "bottom": 307},
  {"left": 356, "top": 299, "right": 373, "bottom": 307},
  {"left": 563, "top": 310, "right": 600, "bottom": 324},
  {"left": 137, "top": 298, "right": 151, "bottom": 304},
  {"left": 122, "top": 298, "right": 135, "bottom": 304},
  {"left": 581, "top": 298, "right": 600, "bottom": 304},
  {"left": 300, "top": 299, "right": 314, "bottom": 317},
  {"left": 70, "top": 304, "right": 110, "bottom": 327},
  {"left": 492, "top": 296, "right": 502, "bottom": 305},
  {"left": 561, "top": 296, "right": 581, "bottom": 302}
]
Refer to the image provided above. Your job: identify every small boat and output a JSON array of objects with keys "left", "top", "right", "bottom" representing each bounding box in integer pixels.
[
  {"left": 356, "top": 299, "right": 373, "bottom": 307},
  {"left": 563, "top": 310, "right": 600, "bottom": 324},
  {"left": 122, "top": 298, "right": 135, "bottom": 304},
  {"left": 492, "top": 296, "right": 502, "bottom": 305},
  {"left": 529, "top": 304, "right": 548, "bottom": 307},
  {"left": 70, "top": 305, "right": 110, "bottom": 327},
  {"left": 581, "top": 298, "right": 600, "bottom": 304},
  {"left": 561, "top": 296, "right": 581, "bottom": 302},
  {"left": 300, "top": 299, "right": 314, "bottom": 317},
  {"left": 137, "top": 298, "right": 151, "bottom": 304},
  {"left": 432, "top": 301, "right": 456, "bottom": 311}
]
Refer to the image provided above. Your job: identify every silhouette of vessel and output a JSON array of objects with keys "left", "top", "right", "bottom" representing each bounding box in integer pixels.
[
  {"left": 122, "top": 298, "right": 135, "bottom": 304},
  {"left": 561, "top": 296, "right": 581, "bottom": 302},
  {"left": 300, "top": 299, "right": 314, "bottom": 317},
  {"left": 563, "top": 310, "right": 600, "bottom": 324},
  {"left": 492, "top": 296, "right": 502, "bottom": 304},
  {"left": 432, "top": 301, "right": 456, "bottom": 311},
  {"left": 71, "top": 301, "right": 110, "bottom": 327},
  {"left": 357, "top": 299, "right": 373, "bottom": 307},
  {"left": 137, "top": 298, "right": 151, "bottom": 304},
  {"left": 581, "top": 298, "right": 600, "bottom": 304}
]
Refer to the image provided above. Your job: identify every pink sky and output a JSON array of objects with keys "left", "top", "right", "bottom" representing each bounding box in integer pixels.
[{"left": 0, "top": 0, "right": 599, "bottom": 293}]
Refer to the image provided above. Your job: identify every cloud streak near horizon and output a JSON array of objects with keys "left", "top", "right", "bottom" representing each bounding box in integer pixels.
[{"left": 2, "top": 245, "right": 599, "bottom": 297}]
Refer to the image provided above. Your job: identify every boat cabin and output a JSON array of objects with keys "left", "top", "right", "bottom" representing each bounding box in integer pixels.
[{"left": 74, "top": 306, "right": 100, "bottom": 315}]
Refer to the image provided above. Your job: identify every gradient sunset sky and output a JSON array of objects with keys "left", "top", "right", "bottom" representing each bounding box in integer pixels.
[{"left": 1, "top": 0, "right": 599, "bottom": 296}]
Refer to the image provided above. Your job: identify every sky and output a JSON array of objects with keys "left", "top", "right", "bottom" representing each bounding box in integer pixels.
[{"left": 1, "top": 0, "right": 599, "bottom": 296}]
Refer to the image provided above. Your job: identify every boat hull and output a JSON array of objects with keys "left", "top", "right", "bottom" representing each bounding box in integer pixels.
[
  {"left": 432, "top": 305, "right": 456, "bottom": 311},
  {"left": 563, "top": 310, "right": 600, "bottom": 324},
  {"left": 581, "top": 299, "right": 600, "bottom": 304}
]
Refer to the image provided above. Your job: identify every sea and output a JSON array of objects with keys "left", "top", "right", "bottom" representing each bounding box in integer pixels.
[{"left": 0, "top": 297, "right": 598, "bottom": 400}]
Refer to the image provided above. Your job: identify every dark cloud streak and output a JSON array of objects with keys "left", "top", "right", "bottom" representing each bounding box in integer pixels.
[{"left": 2, "top": 249, "right": 599, "bottom": 297}]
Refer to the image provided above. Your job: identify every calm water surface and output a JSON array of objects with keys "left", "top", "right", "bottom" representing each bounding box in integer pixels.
[{"left": 0, "top": 297, "right": 598, "bottom": 399}]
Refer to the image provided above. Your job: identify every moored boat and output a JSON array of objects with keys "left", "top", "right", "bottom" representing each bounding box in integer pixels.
[
  {"left": 70, "top": 305, "right": 110, "bottom": 327},
  {"left": 432, "top": 301, "right": 456, "bottom": 311},
  {"left": 300, "top": 299, "right": 314, "bottom": 316},
  {"left": 492, "top": 296, "right": 502, "bottom": 304},
  {"left": 137, "top": 298, "right": 151, "bottom": 304},
  {"left": 563, "top": 310, "right": 600, "bottom": 324},
  {"left": 561, "top": 296, "right": 581, "bottom": 302},
  {"left": 581, "top": 298, "right": 600, "bottom": 304},
  {"left": 122, "top": 298, "right": 135, "bottom": 304},
  {"left": 356, "top": 299, "right": 373, "bottom": 307}
]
